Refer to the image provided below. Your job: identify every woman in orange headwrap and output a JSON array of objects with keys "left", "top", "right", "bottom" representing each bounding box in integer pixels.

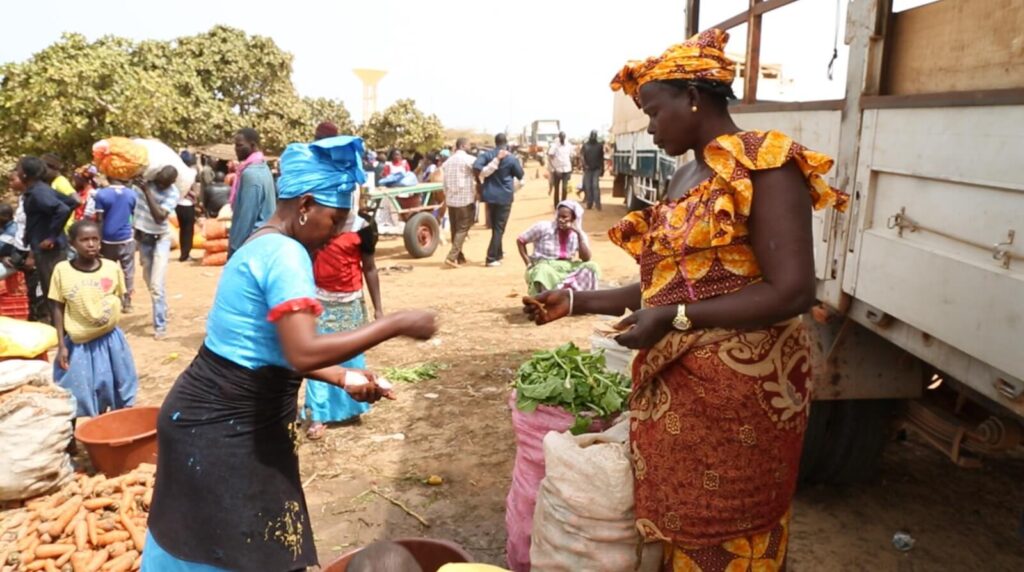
[{"left": 524, "top": 29, "right": 847, "bottom": 571}]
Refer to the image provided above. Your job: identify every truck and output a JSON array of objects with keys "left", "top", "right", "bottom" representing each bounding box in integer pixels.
[
  {"left": 520, "top": 119, "right": 561, "bottom": 165},
  {"left": 682, "top": 0, "right": 1023, "bottom": 483}
]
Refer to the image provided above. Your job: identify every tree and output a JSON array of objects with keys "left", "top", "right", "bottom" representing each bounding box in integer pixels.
[
  {"left": 303, "top": 97, "right": 356, "bottom": 135},
  {"left": 360, "top": 99, "right": 444, "bottom": 154}
]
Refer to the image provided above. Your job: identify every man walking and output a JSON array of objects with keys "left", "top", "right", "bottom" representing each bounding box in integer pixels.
[
  {"left": 228, "top": 128, "right": 276, "bottom": 258},
  {"left": 441, "top": 138, "right": 477, "bottom": 268},
  {"left": 547, "top": 132, "right": 573, "bottom": 209},
  {"left": 474, "top": 133, "right": 524, "bottom": 267},
  {"left": 94, "top": 177, "right": 138, "bottom": 312},
  {"left": 581, "top": 130, "right": 605, "bottom": 210},
  {"left": 134, "top": 166, "right": 179, "bottom": 339}
]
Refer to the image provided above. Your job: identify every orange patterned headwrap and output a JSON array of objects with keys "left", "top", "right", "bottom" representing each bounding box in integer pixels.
[{"left": 610, "top": 29, "right": 736, "bottom": 100}]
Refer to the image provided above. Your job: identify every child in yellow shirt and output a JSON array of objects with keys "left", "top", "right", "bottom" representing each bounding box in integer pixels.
[{"left": 50, "top": 220, "right": 138, "bottom": 417}]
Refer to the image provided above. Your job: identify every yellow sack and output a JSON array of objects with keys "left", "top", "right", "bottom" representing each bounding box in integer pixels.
[{"left": 0, "top": 318, "right": 58, "bottom": 358}]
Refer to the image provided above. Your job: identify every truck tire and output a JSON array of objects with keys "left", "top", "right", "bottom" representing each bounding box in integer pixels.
[
  {"left": 625, "top": 177, "right": 645, "bottom": 211},
  {"left": 403, "top": 212, "right": 440, "bottom": 258},
  {"left": 799, "top": 399, "right": 900, "bottom": 485}
]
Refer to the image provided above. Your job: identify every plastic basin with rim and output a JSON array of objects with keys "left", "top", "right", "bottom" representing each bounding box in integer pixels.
[
  {"left": 323, "top": 538, "right": 472, "bottom": 572},
  {"left": 74, "top": 406, "right": 160, "bottom": 476}
]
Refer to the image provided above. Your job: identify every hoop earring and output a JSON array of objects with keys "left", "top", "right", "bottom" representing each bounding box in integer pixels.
[
  {"left": 691, "top": 105, "right": 699, "bottom": 113},
  {"left": 299, "top": 213, "right": 308, "bottom": 226}
]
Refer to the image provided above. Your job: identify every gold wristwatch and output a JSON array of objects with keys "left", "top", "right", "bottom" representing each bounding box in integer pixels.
[{"left": 671, "top": 304, "right": 693, "bottom": 331}]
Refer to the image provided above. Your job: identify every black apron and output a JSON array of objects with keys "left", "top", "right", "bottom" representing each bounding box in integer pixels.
[{"left": 148, "top": 346, "right": 316, "bottom": 571}]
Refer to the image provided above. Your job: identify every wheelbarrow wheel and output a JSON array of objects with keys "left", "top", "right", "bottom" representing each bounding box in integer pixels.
[{"left": 404, "top": 212, "right": 440, "bottom": 258}]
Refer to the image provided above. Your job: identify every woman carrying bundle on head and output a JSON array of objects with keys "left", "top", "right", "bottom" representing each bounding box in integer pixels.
[
  {"left": 143, "top": 135, "right": 438, "bottom": 572},
  {"left": 516, "top": 199, "right": 599, "bottom": 296},
  {"left": 524, "top": 29, "right": 847, "bottom": 571}
]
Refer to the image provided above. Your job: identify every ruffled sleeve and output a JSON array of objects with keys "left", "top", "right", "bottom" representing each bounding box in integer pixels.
[
  {"left": 702, "top": 130, "right": 848, "bottom": 247},
  {"left": 608, "top": 208, "right": 653, "bottom": 261}
]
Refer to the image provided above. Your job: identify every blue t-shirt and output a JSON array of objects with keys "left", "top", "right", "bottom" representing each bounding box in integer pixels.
[
  {"left": 205, "top": 233, "right": 316, "bottom": 370},
  {"left": 94, "top": 185, "right": 137, "bottom": 243}
]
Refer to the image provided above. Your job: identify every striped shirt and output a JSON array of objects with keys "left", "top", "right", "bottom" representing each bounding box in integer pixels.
[
  {"left": 134, "top": 184, "right": 180, "bottom": 235},
  {"left": 518, "top": 221, "right": 587, "bottom": 261},
  {"left": 441, "top": 150, "right": 478, "bottom": 208}
]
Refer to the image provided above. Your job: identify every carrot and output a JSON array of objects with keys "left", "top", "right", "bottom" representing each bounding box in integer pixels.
[
  {"left": 56, "top": 546, "right": 76, "bottom": 568},
  {"left": 107, "top": 542, "right": 126, "bottom": 557},
  {"left": 87, "top": 513, "right": 99, "bottom": 547},
  {"left": 24, "top": 558, "right": 56, "bottom": 571},
  {"left": 96, "top": 531, "right": 130, "bottom": 546},
  {"left": 39, "top": 533, "right": 53, "bottom": 545},
  {"left": 46, "top": 496, "right": 82, "bottom": 537},
  {"left": 141, "top": 489, "right": 152, "bottom": 508},
  {"left": 15, "top": 530, "right": 39, "bottom": 550},
  {"left": 95, "top": 519, "right": 116, "bottom": 532},
  {"left": 34, "top": 544, "right": 76, "bottom": 559},
  {"left": 70, "top": 552, "right": 92, "bottom": 572},
  {"left": 119, "top": 490, "right": 134, "bottom": 516},
  {"left": 86, "top": 549, "right": 109, "bottom": 572},
  {"left": 118, "top": 512, "right": 145, "bottom": 553},
  {"left": 64, "top": 507, "right": 88, "bottom": 537},
  {"left": 74, "top": 519, "right": 89, "bottom": 551},
  {"left": 84, "top": 498, "right": 116, "bottom": 511},
  {"left": 104, "top": 550, "right": 138, "bottom": 572},
  {"left": 131, "top": 554, "right": 141, "bottom": 571}
]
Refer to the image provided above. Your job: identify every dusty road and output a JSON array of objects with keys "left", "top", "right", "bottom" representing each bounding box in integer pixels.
[{"left": 115, "top": 169, "right": 1024, "bottom": 571}]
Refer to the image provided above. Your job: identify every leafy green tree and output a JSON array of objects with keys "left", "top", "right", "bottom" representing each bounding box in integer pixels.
[
  {"left": 360, "top": 99, "right": 444, "bottom": 154},
  {"left": 303, "top": 97, "right": 356, "bottom": 135}
]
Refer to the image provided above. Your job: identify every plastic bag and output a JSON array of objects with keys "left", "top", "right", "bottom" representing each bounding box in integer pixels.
[
  {"left": 505, "top": 391, "right": 609, "bottom": 572},
  {"left": 134, "top": 138, "right": 197, "bottom": 193},
  {"left": 0, "top": 375, "right": 75, "bottom": 500},
  {"left": 0, "top": 317, "right": 58, "bottom": 358},
  {"left": 530, "top": 419, "right": 661, "bottom": 572},
  {"left": 92, "top": 137, "right": 148, "bottom": 180}
]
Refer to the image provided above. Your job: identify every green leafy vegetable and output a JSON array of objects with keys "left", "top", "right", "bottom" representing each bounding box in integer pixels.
[
  {"left": 514, "top": 343, "right": 631, "bottom": 434},
  {"left": 382, "top": 362, "right": 448, "bottom": 383}
]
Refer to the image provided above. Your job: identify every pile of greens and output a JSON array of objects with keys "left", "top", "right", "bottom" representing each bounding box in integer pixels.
[
  {"left": 382, "top": 362, "right": 448, "bottom": 383},
  {"left": 515, "top": 342, "right": 632, "bottom": 434}
]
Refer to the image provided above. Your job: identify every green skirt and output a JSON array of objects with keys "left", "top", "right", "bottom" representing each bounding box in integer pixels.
[{"left": 525, "top": 259, "right": 600, "bottom": 295}]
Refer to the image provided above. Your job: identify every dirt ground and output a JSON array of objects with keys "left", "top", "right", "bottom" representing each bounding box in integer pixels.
[{"left": 105, "top": 168, "right": 1024, "bottom": 570}]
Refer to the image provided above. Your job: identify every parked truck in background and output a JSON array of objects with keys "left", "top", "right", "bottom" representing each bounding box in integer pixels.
[
  {"left": 679, "top": 0, "right": 1023, "bottom": 483},
  {"left": 520, "top": 119, "right": 561, "bottom": 165}
]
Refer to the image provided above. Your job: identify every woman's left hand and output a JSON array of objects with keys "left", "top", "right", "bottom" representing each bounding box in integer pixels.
[{"left": 613, "top": 306, "right": 676, "bottom": 350}]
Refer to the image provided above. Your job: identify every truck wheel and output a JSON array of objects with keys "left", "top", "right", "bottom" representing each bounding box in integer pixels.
[
  {"left": 403, "top": 212, "right": 440, "bottom": 258},
  {"left": 625, "top": 178, "right": 645, "bottom": 211},
  {"left": 799, "top": 399, "right": 900, "bottom": 485}
]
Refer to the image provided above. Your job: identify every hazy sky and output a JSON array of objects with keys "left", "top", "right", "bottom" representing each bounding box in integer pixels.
[{"left": 1, "top": 0, "right": 935, "bottom": 138}]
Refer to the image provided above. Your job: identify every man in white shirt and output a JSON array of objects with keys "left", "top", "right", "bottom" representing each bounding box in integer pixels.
[
  {"left": 441, "top": 138, "right": 478, "bottom": 268},
  {"left": 547, "top": 132, "right": 573, "bottom": 210}
]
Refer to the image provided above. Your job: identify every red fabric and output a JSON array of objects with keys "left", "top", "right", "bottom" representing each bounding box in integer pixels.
[
  {"left": 266, "top": 297, "right": 324, "bottom": 322},
  {"left": 381, "top": 160, "right": 411, "bottom": 178},
  {"left": 313, "top": 233, "right": 363, "bottom": 293}
]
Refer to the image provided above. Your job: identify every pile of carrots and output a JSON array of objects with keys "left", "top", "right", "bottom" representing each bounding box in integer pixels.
[{"left": 0, "top": 464, "right": 155, "bottom": 572}]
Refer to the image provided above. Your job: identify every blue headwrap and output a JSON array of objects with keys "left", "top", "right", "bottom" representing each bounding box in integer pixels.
[{"left": 277, "top": 136, "right": 367, "bottom": 209}]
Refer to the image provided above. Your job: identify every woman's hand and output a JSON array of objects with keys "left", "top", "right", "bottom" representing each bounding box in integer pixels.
[
  {"left": 613, "top": 306, "right": 676, "bottom": 350},
  {"left": 341, "top": 369, "right": 396, "bottom": 402},
  {"left": 393, "top": 310, "right": 438, "bottom": 340},
  {"left": 523, "top": 289, "right": 570, "bottom": 325},
  {"left": 57, "top": 344, "right": 70, "bottom": 370}
]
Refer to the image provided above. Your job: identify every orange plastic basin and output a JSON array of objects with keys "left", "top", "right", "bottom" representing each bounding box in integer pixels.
[
  {"left": 75, "top": 406, "right": 160, "bottom": 476},
  {"left": 323, "top": 538, "right": 473, "bottom": 572}
]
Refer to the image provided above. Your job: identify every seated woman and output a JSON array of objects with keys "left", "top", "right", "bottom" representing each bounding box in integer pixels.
[{"left": 516, "top": 200, "right": 599, "bottom": 296}]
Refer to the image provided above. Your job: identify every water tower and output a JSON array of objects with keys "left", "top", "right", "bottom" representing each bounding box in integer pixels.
[{"left": 353, "top": 69, "right": 387, "bottom": 122}]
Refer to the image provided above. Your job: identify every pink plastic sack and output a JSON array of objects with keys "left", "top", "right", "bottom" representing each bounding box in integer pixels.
[{"left": 505, "top": 391, "right": 608, "bottom": 572}]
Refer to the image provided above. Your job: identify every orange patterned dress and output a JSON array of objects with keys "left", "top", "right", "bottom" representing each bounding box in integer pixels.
[{"left": 608, "top": 130, "right": 846, "bottom": 572}]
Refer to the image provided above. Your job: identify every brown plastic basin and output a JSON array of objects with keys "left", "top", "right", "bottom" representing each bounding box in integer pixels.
[
  {"left": 75, "top": 406, "right": 160, "bottom": 476},
  {"left": 323, "top": 538, "right": 473, "bottom": 572}
]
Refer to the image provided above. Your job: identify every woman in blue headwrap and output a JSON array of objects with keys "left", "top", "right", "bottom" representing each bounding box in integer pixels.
[{"left": 143, "top": 136, "right": 438, "bottom": 572}]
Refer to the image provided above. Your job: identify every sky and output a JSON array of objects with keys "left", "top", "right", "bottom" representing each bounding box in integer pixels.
[{"left": 1, "top": 0, "right": 936, "bottom": 139}]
